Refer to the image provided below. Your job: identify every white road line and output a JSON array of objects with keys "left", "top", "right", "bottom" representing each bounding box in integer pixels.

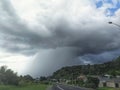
[{"left": 57, "top": 85, "right": 64, "bottom": 90}]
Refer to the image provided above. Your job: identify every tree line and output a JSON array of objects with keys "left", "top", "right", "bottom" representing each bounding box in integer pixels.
[
  {"left": 52, "top": 56, "right": 120, "bottom": 79},
  {"left": 0, "top": 66, "right": 35, "bottom": 86},
  {"left": 0, "top": 65, "right": 51, "bottom": 86},
  {"left": 51, "top": 56, "right": 120, "bottom": 88}
]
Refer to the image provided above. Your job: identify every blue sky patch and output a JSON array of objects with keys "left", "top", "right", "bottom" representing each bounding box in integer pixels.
[
  {"left": 107, "top": 1, "right": 120, "bottom": 16},
  {"left": 104, "top": 0, "right": 113, "bottom": 4},
  {"left": 96, "top": 0, "right": 120, "bottom": 16},
  {"left": 96, "top": 1, "right": 103, "bottom": 8}
]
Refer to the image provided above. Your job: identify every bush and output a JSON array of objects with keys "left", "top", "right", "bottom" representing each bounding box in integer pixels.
[
  {"left": 40, "top": 81, "right": 50, "bottom": 85},
  {"left": 84, "top": 77, "right": 99, "bottom": 88}
]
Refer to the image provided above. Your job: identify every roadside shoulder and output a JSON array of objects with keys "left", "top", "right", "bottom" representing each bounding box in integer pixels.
[{"left": 46, "top": 85, "right": 52, "bottom": 90}]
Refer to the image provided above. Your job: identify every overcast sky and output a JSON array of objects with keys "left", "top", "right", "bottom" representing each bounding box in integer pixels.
[{"left": 0, "top": 0, "right": 120, "bottom": 77}]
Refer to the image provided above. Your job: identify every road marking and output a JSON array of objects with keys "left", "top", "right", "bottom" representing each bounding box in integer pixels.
[{"left": 57, "top": 85, "right": 64, "bottom": 90}]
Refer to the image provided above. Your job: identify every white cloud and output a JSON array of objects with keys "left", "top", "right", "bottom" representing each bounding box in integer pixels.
[
  {"left": 10, "top": 0, "right": 106, "bottom": 26},
  {"left": 0, "top": 50, "right": 33, "bottom": 75},
  {"left": 10, "top": 0, "right": 117, "bottom": 32}
]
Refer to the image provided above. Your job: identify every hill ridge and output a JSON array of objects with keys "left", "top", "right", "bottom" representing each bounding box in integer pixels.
[{"left": 52, "top": 56, "right": 120, "bottom": 79}]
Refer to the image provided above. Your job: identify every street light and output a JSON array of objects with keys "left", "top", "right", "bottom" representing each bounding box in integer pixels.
[
  {"left": 108, "top": 21, "right": 120, "bottom": 28},
  {"left": 108, "top": 22, "right": 112, "bottom": 24}
]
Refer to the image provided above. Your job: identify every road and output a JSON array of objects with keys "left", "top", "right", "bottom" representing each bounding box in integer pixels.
[{"left": 51, "top": 84, "right": 93, "bottom": 90}]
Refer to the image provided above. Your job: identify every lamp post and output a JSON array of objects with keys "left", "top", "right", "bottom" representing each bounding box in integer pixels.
[{"left": 108, "top": 22, "right": 120, "bottom": 28}]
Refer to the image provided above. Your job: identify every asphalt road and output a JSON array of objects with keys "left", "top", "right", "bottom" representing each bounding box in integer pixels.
[{"left": 51, "top": 84, "right": 92, "bottom": 90}]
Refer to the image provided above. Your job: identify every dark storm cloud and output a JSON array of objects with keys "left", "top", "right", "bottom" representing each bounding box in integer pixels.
[
  {"left": 0, "top": 0, "right": 16, "bottom": 17},
  {"left": 1, "top": 0, "right": 120, "bottom": 76},
  {"left": 0, "top": 0, "right": 43, "bottom": 55},
  {"left": 79, "top": 49, "right": 120, "bottom": 64},
  {"left": 0, "top": 0, "right": 120, "bottom": 56}
]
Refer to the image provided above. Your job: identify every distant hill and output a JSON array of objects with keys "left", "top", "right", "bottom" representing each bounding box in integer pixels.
[{"left": 52, "top": 56, "right": 120, "bottom": 79}]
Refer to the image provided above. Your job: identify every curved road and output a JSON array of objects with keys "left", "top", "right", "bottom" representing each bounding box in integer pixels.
[{"left": 51, "top": 84, "right": 93, "bottom": 90}]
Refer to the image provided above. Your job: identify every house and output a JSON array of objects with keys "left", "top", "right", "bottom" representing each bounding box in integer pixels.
[
  {"left": 99, "top": 77, "right": 120, "bottom": 88},
  {"left": 77, "top": 75, "right": 87, "bottom": 82}
]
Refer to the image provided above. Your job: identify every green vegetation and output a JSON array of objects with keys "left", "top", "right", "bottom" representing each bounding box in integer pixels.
[
  {"left": 51, "top": 56, "right": 120, "bottom": 89},
  {"left": 52, "top": 56, "right": 120, "bottom": 79},
  {"left": 1, "top": 56, "right": 120, "bottom": 89},
  {"left": 0, "top": 66, "right": 51, "bottom": 90},
  {"left": 97, "top": 87, "right": 120, "bottom": 90},
  {"left": 84, "top": 76, "right": 99, "bottom": 88},
  {"left": 0, "top": 84, "right": 48, "bottom": 90},
  {"left": 67, "top": 77, "right": 99, "bottom": 89},
  {"left": 0, "top": 66, "right": 18, "bottom": 85}
]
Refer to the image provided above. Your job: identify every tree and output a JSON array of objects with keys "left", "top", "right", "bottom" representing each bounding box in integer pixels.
[
  {"left": 23, "top": 75, "right": 34, "bottom": 82},
  {"left": 0, "top": 66, "right": 19, "bottom": 85},
  {"left": 85, "top": 77, "right": 99, "bottom": 88},
  {"left": 0, "top": 66, "right": 7, "bottom": 73},
  {"left": 40, "top": 76, "right": 47, "bottom": 81},
  {"left": 5, "top": 69, "right": 19, "bottom": 85}
]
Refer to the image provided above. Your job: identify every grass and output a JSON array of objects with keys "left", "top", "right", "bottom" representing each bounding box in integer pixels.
[
  {"left": 97, "top": 87, "right": 120, "bottom": 90},
  {"left": 0, "top": 84, "right": 49, "bottom": 90}
]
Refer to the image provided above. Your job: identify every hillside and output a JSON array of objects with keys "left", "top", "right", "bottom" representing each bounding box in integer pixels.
[{"left": 52, "top": 56, "right": 120, "bottom": 79}]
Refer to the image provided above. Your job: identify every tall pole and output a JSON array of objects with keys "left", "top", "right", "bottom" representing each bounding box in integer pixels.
[{"left": 108, "top": 22, "right": 120, "bottom": 28}]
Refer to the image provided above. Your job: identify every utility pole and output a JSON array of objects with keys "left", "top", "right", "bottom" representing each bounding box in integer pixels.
[{"left": 108, "top": 22, "right": 120, "bottom": 28}]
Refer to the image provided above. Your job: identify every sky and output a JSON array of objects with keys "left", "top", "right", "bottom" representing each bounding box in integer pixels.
[{"left": 0, "top": 0, "right": 120, "bottom": 77}]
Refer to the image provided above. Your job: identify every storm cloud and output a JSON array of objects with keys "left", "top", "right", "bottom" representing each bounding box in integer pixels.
[{"left": 0, "top": 0, "right": 120, "bottom": 77}]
